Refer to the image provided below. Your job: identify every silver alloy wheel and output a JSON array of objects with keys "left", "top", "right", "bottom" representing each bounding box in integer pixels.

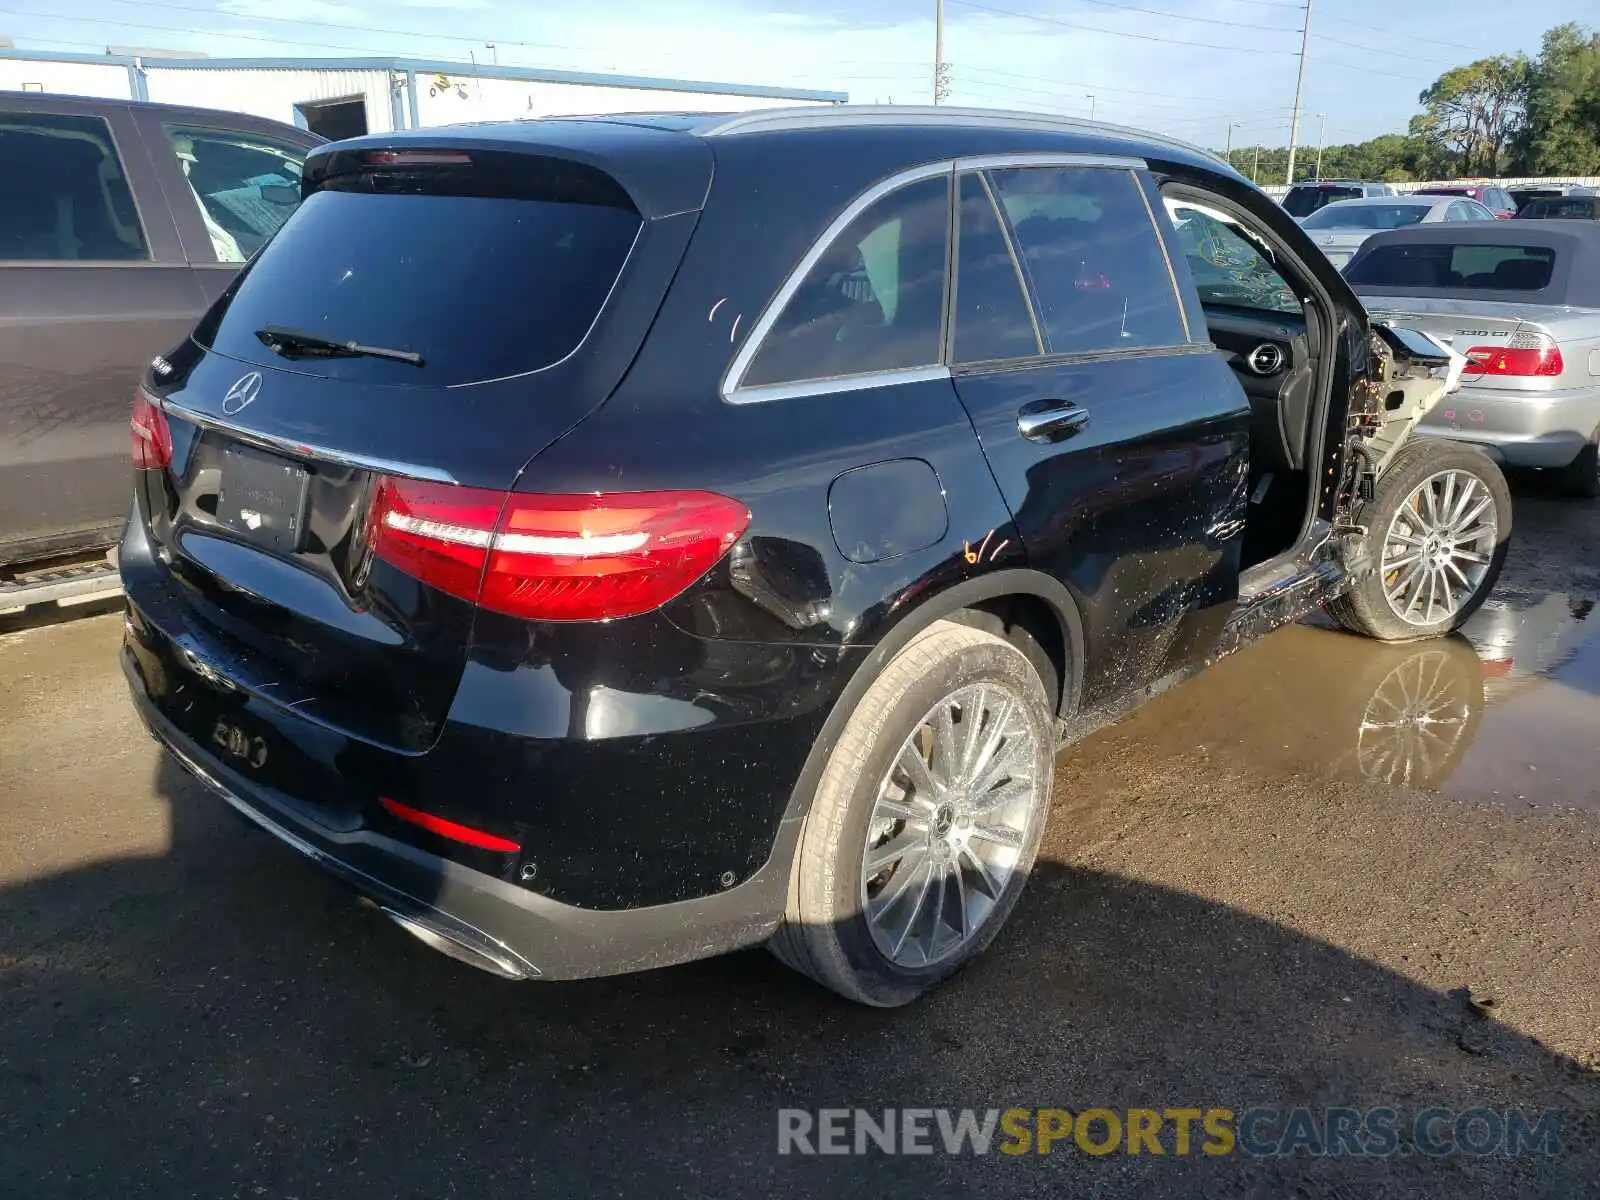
[
  {"left": 1380, "top": 468, "right": 1498, "bottom": 627},
  {"left": 1356, "top": 649, "right": 1474, "bottom": 786},
  {"left": 860, "top": 681, "right": 1042, "bottom": 969}
]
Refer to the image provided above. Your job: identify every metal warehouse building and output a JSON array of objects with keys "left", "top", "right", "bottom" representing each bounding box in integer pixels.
[{"left": 0, "top": 49, "right": 846, "bottom": 135}]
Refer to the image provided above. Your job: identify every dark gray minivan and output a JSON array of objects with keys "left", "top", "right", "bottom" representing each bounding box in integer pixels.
[{"left": 0, "top": 92, "right": 320, "bottom": 605}]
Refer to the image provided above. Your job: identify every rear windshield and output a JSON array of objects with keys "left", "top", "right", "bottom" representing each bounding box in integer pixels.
[
  {"left": 197, "top": 154, "right": 642, "bottom": 386},
  {"left": 1301, "top": 203, "right": 1428, "bottom": 231},
  {"left": 1283, "top": 186, "right": 1361, "bottom": 217},
  {"left": 1522, "top": 198, "right": 1599, "bottom": 220},
  {"left": 1345, "top": 243, "right": 1556, "bottom": 291}
]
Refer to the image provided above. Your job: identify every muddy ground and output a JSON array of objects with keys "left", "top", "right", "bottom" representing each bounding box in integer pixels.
[{"left": 2, "top": 479, "right": 1598, "bottom": 1198}]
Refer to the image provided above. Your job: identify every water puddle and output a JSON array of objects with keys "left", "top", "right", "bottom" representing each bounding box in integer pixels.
[{"left": 1077, "top": 588, "right": 1600, "bottom": 812}]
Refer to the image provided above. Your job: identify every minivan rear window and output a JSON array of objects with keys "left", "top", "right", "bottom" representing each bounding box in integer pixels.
[
  {"left": 1283, "top": 185, "right": 1361, "bottom": 217},
  {"left": 1345, "top": 243, "right": 1556, "bottom": 291},
  {"left": 198, "top": 153, "right": 641, "bottom": 386}
]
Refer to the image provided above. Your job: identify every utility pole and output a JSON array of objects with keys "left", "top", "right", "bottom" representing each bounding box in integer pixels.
[
  {"left": 1251, "top": 143, "right": 1260, "bottom": 185},
  {"left": 1314, "top": 113, "right": 1327, "bottom": 180},
  {"left": 933, "top": 0, "right": 950, "bottom": 104},
  {"left": 1225, "top": 121, "right": 1239, "bottom": 170},
  {"left": 1086, "top": 93, "right": 1096, "bottom": 120},
  {"left": 1285, "top": 0, "right": 1312, "bottom": 184}
]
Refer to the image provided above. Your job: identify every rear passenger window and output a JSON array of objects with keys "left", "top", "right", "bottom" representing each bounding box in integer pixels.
[
  {"left": 0, "top": 112, "right": 147, "bottom": 261},
  {"left": 166, "top": 127, "right": 308, "bottom": 262},
  {"left": 953, "top": 172, "right": 1040, "bottom": 363},
  {"left": 742, "top": 174, "right": 950, "bottom": 388},
  {"left": 989, "top": 167, "right": 1186, "bottom": 356}
]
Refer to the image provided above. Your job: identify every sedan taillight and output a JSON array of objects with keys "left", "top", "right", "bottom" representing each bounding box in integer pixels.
[
  {"left": 130, "top": 391, "right": 172, "bottom": 470},
  {"left": 369, "top": 477, "right": 751, "bottom": 621},
  {"left": 1463, "top": 332, "right": 1564, "bottom": 378}
]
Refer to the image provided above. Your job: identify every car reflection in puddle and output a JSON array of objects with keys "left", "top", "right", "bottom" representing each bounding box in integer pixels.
[{"left": 1073, "top": 590, "right": 1599, "bottom": 811}]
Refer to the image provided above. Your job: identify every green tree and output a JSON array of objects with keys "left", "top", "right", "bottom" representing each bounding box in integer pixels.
[
  {"left": 1516, "top": 23, "right": 1600, "bottom": 173},
  {"left": 1411, "top": 55, "right": 1531, "bottom": 176}
]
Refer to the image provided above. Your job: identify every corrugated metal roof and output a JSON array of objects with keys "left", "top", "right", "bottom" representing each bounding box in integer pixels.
[{"left": 0, "top": 49, "right": 847, "bottom": 103}]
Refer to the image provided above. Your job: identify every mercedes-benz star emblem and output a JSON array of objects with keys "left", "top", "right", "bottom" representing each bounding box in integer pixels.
[{"left": 222, "top": 371, "right": 263, "bottom": 415}]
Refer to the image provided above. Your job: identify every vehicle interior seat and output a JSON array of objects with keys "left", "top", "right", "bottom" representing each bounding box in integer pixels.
[{"left": 1489, "top": 258, "right": 1549, "bottom": 289}]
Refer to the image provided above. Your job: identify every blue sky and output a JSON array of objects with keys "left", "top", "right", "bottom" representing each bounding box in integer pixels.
[{"left": 0, "top": 0, "right": 1585, "bottom": 146}]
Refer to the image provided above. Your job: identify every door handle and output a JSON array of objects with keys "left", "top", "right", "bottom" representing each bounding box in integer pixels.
[{"left": 1016, "top": 400, "right": 1089, "bottom": 444}]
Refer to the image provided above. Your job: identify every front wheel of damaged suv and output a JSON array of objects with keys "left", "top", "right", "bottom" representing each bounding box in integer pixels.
[
  {"left": 1327, "top": 441, "right": 1512, "bottom": 643},
  {"left": 769, "top": 620, "right": 1056, "bottom": 1007}
]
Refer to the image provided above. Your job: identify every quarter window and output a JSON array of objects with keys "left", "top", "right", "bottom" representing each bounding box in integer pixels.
[
  {"left": 742, "top": 174, "right": 951, "bottom": 389},
  {"left": 0, "top": 112, "right": 147, "bottom": 261},
  {"left": 165, "top": 126, "right": 309, "bottom": 262},
  {"left": 953, "top": 172, "right": 1040, "bottom": 363},
  {"left": 989, "top": 167, "right": 1186, "bottom": 355}
]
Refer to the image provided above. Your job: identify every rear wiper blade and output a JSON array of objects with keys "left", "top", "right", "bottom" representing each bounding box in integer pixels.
[{"left": 255, "top": 325, "right": 424, "bottom": 367}]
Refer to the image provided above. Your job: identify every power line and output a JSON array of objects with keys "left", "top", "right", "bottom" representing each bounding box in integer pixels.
[
  {"left": 956, "top": 71, "right": 1293, "bottom": 113},
  {"left": 1311, "top": 31, "right": 1460, "bottom": 70},
  {"left": 1315, "top": 13, "right": 1479, "bottom": 52},
  {"left": 956, "top": 64, "right": 1284, "bottom": 104},
  {"left": 1051, "top": 0, "right": 1302, "bottom": 33},
  {"left": 946, "top": 0, "right": 1303, "bottom": 55},
  {"left": 1308, "top": 55, "right": 1438, "bottom": 85}
]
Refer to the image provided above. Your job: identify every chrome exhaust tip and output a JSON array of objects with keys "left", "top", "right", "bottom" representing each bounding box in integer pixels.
[{"left": 380, "top": 908, "right": 541, "bottom": 981}]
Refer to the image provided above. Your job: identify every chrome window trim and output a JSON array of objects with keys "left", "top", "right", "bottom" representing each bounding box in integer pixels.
[
  {"left": 723, "top": 151, "right": 1157, "bottom": 404},
  {"left": 720, "top": 160, "right": 954, "bottom": 401},
  {"left": 954, "top": 152, "right": 1147, "bottom": 172},
  {"left": 725, "top": 365, "right": 953, "bottom": 406},
  {"left": 949, "top": 342, "right": 1214, "bottom": 378}
]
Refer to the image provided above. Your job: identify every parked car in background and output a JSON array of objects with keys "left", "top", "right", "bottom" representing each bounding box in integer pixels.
[
  {"left": 1300, "top": 194, "right": 1496, "bottom": 269},
  {"left": 122, "top": 106, "right": 1502, "bottom": 1006},
  {"left": 1414, "top": 184, "right": 1518, "bottom": 219},
  {"left": 1517, "top": 193, "right": 1600, "bottom": 221},
  {"left": 1281, "top": 179, "right": 1397, "bottom": 220},
  {"left": 1344, "top": 221, "right": 1600, "bottom": 497},
  {"left": 1511, "top": 185, "right": 1577, "bottom": 213},
  {"left": 0, "top": 92, "right": 320, "bottom": 607}
]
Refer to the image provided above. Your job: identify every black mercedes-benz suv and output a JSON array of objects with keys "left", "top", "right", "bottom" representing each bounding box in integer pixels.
[{"left": 120, "top": 107, "right": 1511, "bottom": 1006}]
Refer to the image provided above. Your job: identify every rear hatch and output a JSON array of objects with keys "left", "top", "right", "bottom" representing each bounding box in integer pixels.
[
  {"left": 1283, "top": 184, "right": 1362, "bottom": 219},
  {"left": 134, "top": 126, "right": 710, "bottom": 753}
]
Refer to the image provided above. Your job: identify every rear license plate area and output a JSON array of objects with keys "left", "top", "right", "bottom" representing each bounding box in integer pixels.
[{"left": 216, "top": 444, "right": 309, "bottom": 555}]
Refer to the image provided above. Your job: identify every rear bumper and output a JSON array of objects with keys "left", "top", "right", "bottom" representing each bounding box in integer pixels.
[
  {"left": 1417, "top": 383, "right": 1600, "bottom": 467},
  {"left": 125, "top": 646, "right": 799, "bottom": 980}
]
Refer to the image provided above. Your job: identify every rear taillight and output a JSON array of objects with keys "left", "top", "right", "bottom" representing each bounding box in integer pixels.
[
  {"left": 130, "top": 391, "right": 172, "bottom": 470},
  {"left": 370, "top": 478, "right": 751, "bottom": 621},
  {"left": 1463, "top": 331, "right": 1564, "bottom": 378}
]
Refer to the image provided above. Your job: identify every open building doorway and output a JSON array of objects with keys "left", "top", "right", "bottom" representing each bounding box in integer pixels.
[{"left": 294, "top": 96, "right": 367, "bottom": 141}]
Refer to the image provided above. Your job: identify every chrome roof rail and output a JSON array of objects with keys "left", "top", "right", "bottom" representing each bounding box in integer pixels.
[{"left": 696, "top": 105, "right": 1231, "bottom": 169}]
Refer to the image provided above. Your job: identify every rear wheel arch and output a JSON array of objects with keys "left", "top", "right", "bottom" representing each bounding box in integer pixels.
[{"left": 775, "top": 569, "right": 1085, "bottom": 833}]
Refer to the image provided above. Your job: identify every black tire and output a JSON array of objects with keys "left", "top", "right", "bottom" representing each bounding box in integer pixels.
[
  {"left": 768, "top": 619, "right": 1056, "bottom": 1006},
  {"left": 1327, "top": 440, "right": 1511, "bottom": 643},
  {"left": 1553, "top": 440, "right": 1599, "bottom": 500}
]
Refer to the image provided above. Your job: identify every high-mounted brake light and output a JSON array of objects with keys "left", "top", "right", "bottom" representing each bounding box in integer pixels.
[
  {"left": 369, "top": 478, "right": 751, "bottom": 621},
  {"left": 362, "top": 149, "right": 473, "bottom": 166},
  {"left": 1463, "top": 331, "right": 1564, "bottom": 378},
  {"left": 130, "top": 391, "right": 172, "bottom": 470}
]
